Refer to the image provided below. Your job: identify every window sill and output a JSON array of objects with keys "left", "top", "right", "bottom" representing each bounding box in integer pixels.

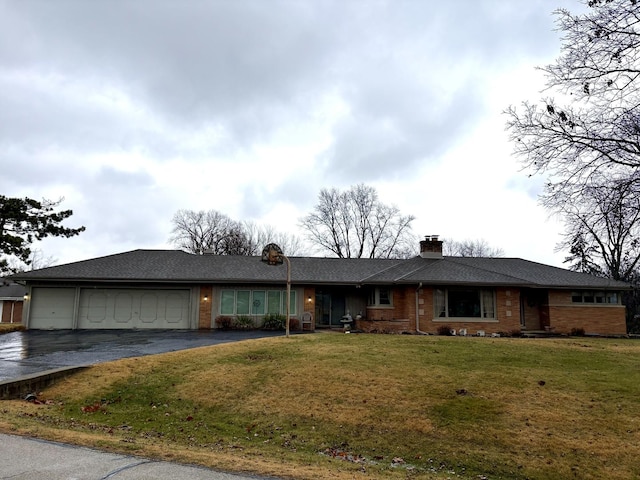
[
  {"left": 432, "top": 318, "right": 498, "bottom": 323},
  {"left": 367, "top": 305, "right": 394, "bottom": 309},
  {"left": 566, "top": 303, "right": 624, "bottom": 307},
  {"left": 360, "top": 318, "right": 408, "bottom": 323}
]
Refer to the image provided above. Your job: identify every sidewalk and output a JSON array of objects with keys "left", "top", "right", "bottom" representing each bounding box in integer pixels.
[{"left": 0, "top": 433, "right": 276, "bottom": 480}]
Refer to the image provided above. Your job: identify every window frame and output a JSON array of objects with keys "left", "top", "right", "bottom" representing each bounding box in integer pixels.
[
  {"left": 220, "top": 289, "right": 297, "bottom": 316},
  {"left": 368, "top": 287, "right": 393, "bottom": 307},
  {"left": 434, "top": 287, "right": 496, "bottom": 320},
  {"left": 571, "top": 290, "right": 621, "bottom": 305}
]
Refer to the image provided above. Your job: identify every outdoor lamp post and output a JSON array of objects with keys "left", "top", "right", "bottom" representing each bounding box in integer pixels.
[{"left": 261, "top": 243, "right": 291, "bottom": 338}]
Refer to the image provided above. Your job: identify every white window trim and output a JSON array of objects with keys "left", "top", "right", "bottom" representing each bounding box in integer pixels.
[
  {"left": 571, "top": 290, "right": 621, "bottom": 305},
  {"left": 434, "top": 287, "right": 497, "bottom": 321},
  {"left": 220, "top": 289, "right": 297, "bottom": 316},
  {"left": 368, "top": 287, "right": 394, "bottom": 308}
]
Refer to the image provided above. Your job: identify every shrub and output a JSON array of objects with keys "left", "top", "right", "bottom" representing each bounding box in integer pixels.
[
  {"left": 215, "top": 316, "right": 234, "bottom": 330},
  {"left": 262, "top": 314, "right": 286, "bottom": 330},
  {"left": 570, "top": 327, "right": 585, "bottom": 337},
  {"left": 437, "top": 325, "right": 453, "bottom": 336},
  {"left": 289, "top": 318, "right": 299, "bottom": 330},
  {"left": 499, "top": 329, "right": 523, "bottom": 338},
  {"left": 234, "top": 315, "right": 255, "bottom": 330}
]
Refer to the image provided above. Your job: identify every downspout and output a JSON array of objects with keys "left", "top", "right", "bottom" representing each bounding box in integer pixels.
[{"left": 416, "top": 282, "right": 428, "bottom": 335}]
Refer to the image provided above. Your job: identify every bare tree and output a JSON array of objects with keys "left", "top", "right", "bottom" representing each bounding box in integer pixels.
[
  {"left": 505, "top": 0, "right": 640, "bottom": 274},
  {"left": 506, "top": 1, "right": 640, "bottom": 181},
  {"left": 5, "top": 248, "right": 57, "bottom": 273},
  {"left": 443, "top": 239, "right": 505, "bottom": 257},
  {"left": 169, "top": 209, "right": 243, "bottom": 255},
  {"left": 242, "top": 222, "right": 307, "bottom": 256},
  {"left": 553, "top": 173, "right": 640, "bottom": 281},
  {"left": 300, "top": 184, "right": 416, "bottom": 258},
  {"left": 170, "top": 209, "right": 306, "bottom": 256}
]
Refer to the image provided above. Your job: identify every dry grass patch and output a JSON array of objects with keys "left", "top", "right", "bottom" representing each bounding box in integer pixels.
[
  {"left": 2, "top": 334, "right": 640, "bottom": 479},
  {"left": 0, "top": 324, "right": 24, "bottom": 334}
]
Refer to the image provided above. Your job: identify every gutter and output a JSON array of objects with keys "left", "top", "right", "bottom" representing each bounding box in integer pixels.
[{"left": 415, "top": 282, "right": 429, "bottom": 335}]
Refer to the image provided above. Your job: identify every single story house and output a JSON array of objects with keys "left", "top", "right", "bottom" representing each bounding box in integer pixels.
[
  {"left": 10, "top": 237, "right": 630, "bottom": 336},
  {"left": 0, "top": 281, "right": 26, "bottom": 324}
]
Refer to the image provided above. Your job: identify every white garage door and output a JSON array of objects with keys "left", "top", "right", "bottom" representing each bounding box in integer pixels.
[
  {"left": 78, "top": 289, "right": 191, "bottom": 329},
  {"left": 28, "top": 287, "right": 76, "bottom": 329}
]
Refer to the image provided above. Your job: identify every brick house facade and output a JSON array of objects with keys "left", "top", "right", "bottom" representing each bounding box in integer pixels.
[{"left": 12, "top": 238, "right": 630, "bottom": 335}]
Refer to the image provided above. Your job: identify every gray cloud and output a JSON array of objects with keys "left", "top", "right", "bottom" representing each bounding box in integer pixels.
[
  {"left": 76, "top": 166, "right": 176, "bottom": 245},
  {"left": 1, "top": 1, "right": 561, "bottom": 164},
  {"left": 0, "top": 0, "right": 574, "bottom": 265}
]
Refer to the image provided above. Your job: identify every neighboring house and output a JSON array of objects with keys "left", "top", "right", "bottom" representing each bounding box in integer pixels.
[
  {"left": 0, "top": 281, "right": 27, "bottom": 324},
  {"left": 10, "top": 237, "right": 630, "bottom": 336}
]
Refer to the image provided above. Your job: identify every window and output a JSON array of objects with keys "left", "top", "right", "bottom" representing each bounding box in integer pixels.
[
  {"left": 368, "top": 287, "right": 393, "bottom": 307},
  {"left": 220, "top": 291, "right": 235, "bottom": 315},
  {"left": 379, "top": 288, "right": 391, "bottom": 305},
  {"left": 267, "top": 291, "right": 281, "bottom": 314},
  {"left": 572, "top": 291, "right": 620, "bottom": 304},
  {"left": 220, "top": 289, "right": 296, "bottom": 315},
  {"left": 236, "top": 290, "right": 250, "bottom": 315},
  {"left": 252, "top": 291, "right": 265, "bottom": 315},
  {"left": 434, "top": 287, "right": 495, "bottom": 319}
]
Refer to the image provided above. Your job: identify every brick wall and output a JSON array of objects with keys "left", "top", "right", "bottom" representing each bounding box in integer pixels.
[
  {"left": 424, "top": 287, "right": 520, "bottom": 335},
  {"left": 359, "top": 286, "right": 417, "bottom": 333},
  {"left": 357, "top": 318, "right": 411, "bottom": 333},
  {"left": 196, "top": 284, "right": 627, "bottom": 335},
  {"left": 547, "top": 290, "right": 626, "bottom": 335},
  {"left": 359, "top": 286, "right": 522, "bottom": 335},
  {"left": 198, "top": 285, "right": 213, "bottom": 329},
  {"left": 495, "top": 289, "right": 522, "bottom": 331},
  {"left": 549, "top": 305, "right": 627, "bottom": 335},
  {"left": 302, "top": 286, "right": 315, "bottom": 331}
]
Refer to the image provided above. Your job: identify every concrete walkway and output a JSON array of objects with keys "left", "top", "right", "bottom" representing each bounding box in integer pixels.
[{"left": 0, "top": 433, "right": 278, "bottom": 480}]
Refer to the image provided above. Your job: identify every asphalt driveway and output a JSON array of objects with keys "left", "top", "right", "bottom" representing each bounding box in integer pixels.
[{"left": 0, "top": 329, "right": 289, "bottom": 382}]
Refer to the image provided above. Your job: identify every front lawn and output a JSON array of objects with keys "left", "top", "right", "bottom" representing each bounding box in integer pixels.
[{"left": 1, "top": 333, "right": 639, "bottom": 479}]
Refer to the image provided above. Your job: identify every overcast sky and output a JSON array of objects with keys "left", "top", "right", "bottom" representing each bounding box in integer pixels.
[{"left": 1, "top": 0, "right": 585, "bottom": 268}]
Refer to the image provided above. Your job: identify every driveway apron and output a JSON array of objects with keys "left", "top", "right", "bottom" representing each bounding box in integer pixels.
[{"left": 0, "top": 330, "right": 288, "bottom": 382}]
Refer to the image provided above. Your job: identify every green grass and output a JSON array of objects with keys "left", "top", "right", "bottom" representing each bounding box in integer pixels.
[{"left": 2, "top": 333, "right": 640, "bottom": 479}]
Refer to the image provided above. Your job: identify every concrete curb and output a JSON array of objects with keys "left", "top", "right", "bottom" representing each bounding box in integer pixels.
[{"left": 0, "top": 365, "right": 89, "bottom": 400}]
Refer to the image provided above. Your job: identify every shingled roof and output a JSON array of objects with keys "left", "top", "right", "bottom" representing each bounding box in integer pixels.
[
  {"left": 0, "top": 281, "right": 27, "bottom": 299},
  {"left": 9, "top": 249, "right": 630, "bottom": 290}
]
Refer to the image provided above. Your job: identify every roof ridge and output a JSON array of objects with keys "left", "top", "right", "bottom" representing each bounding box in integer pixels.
[
  {"left": 358, "top": 258, "right": 407, "bottom": 283},
  {"left": 392, "top": 256, "right": 441, "bottom": 282}
]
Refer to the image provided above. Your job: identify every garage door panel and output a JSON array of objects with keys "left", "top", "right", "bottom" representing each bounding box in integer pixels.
[
  {"left": 78, "top": 289, "right": 190, "bottom": 329},
  {"left": 140, "top": 293, "right": 159, "bottom": 324},
  {"left": 114, "top": 293, "right": 134, "bottom": 324},
  {"left": 86, "top": 292, "right": 107, "bottom": 322},
  {"left": 29, "top": 288, "right": 76, "bottom": 329},
  {"left": 165, "top": 293, "right": 188, "bottom": 324},
  {"left": 84, "top": 292, "right": 107, "bottom": 326}
]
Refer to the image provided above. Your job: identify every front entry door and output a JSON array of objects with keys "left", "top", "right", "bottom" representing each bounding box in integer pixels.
[
  {"left": 315, "top": 290, "right": 346, "bottom": 327},
  {"left": 520, "top": 289, "right": 547, "bottom": 330}
]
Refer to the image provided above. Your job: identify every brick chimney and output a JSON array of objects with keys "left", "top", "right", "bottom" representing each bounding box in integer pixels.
[{"left": 420, "top": 235, "right": 443, "bottom": 259}]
